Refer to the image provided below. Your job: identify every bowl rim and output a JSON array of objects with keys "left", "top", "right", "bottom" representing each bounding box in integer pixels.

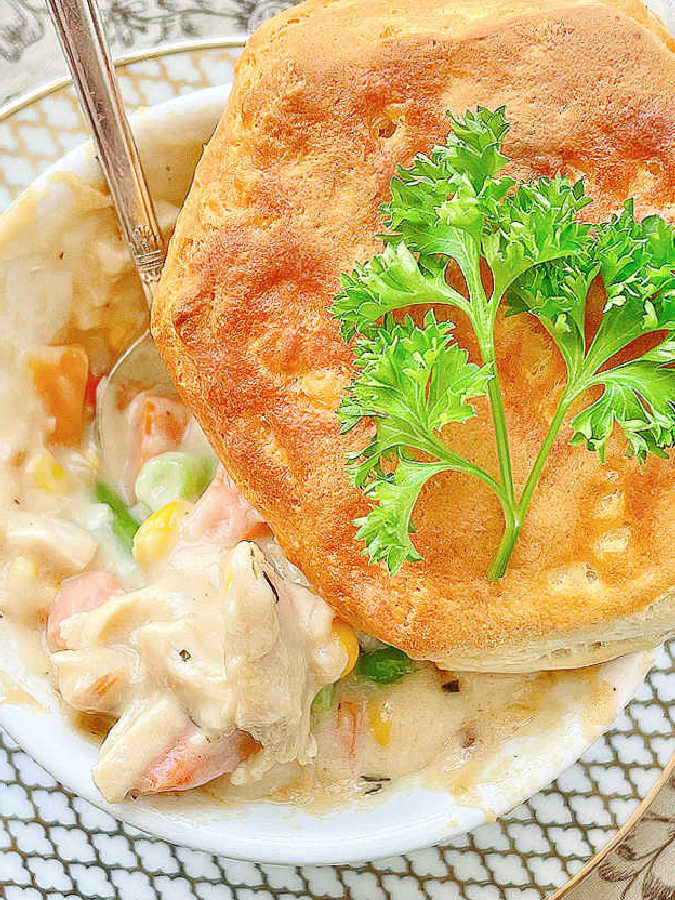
[
  {"left": 1, "top": 652, "right": 651, "bottom": 864},
  {"left": 0, "top": 83, "right": 656, "bottom": 865}
]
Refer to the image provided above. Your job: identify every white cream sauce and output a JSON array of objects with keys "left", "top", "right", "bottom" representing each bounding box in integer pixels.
[
  {"left": 51, "top": 534, "right": 343, "bottom": 801},
  {"left": 0, "top": 156, "right": 622, "bottom": 812}
]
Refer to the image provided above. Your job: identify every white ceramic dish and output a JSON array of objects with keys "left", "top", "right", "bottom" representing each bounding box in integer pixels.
[{"left": 0, "top": 84, "right": 655, "bottom": 865}]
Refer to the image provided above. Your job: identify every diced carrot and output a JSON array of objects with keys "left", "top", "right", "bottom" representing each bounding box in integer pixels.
[
  {"left": 136, "top": 394, "right": 189, "bottom": 472},
  {"left": 26, "top": 345, "right": 89, "bottom": 446},
  {"left": 337, "top": 700, "right": 366, "bottom": 757},
  {"left": 137, "top": 728, "right": 259, "bottom": 795},
  {"left": 84, "top": 371, "right": 104, "bottom": 417},
  {"left": 47, "top": 570, "right": 122, "bottom": 651},
  {"left": 114, "top": 380, "right": 153, "bottom": 411},
  {"left": 182, "top": 466, "right": 267, "bottom": 545}
]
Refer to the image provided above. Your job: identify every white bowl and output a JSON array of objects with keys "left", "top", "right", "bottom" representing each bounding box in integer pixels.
[{"left": 0, "top": 85, "right": 655, "bottom": 865}]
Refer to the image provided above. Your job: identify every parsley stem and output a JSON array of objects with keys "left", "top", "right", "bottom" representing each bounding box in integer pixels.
[
  {"left": 432, "top": 444, "right": 506, "bottom": 502},
  {"left": 486, "top": 515, "right": 519, "bottom": 581},
  {"left": 517, "top": 393, "right": 573, "bottom": 523},
  {"left": 479, "top": 337, "right": 516, "bottom": 508},
  {"left": 472, "top": 286, "right": 519, "bottom": 580},
  {"left": 486, "top": 390, "right": 574, "bottom": 579},
  {"left": 466, "top": 261, "right": 517, "bottom": 512}
]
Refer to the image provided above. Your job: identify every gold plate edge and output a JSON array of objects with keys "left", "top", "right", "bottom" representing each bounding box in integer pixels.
[{"left": 0, "top": 34, "right": 247, "bottom": 122}]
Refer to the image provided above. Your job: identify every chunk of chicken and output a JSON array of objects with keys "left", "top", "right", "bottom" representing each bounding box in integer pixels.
[
  {"left": 52, "top": 647, "right": 133, "bottom": 714},
  {"left": 5, "top": 513, "right": 97, "bottom": 576},
  {"left": 93, "top": 694, "right": 258, "bottom": 802},
  {"left": 2, "top": 556, "right": 57, "bottom": 620}
]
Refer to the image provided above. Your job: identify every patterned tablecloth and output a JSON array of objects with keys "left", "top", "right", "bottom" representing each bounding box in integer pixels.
[
  {"left": 0, "top": 1, "right": 290, "bottom": 105},
  {"left": 0, "top": 5, "right": 674, "bottom": 899}
]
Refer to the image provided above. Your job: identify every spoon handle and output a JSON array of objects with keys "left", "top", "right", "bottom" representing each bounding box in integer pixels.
[{"left": 46, "top": 0, "right": 164, "bottom": 306}]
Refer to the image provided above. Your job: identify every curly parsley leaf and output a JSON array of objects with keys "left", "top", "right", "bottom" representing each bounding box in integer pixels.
[
  {"left": 443, "top": 106, "right": 511, "bottom": 192},
  {"left": 332, "top": 242, "right": 462, "bottom": 342},
  {"left": 598, "top": 201, "right": 675, "bottom": 315},
  {"left": 383, "top": 138, "right": 592, "bottom": 322},
  {"left": 354, "top": 457, "right": 448, "bottom": 572},
  {"left": 511, "top": 200, "right": 675, "bottom": 463},
  {"left": 508, "top": 241, "right": 599, "bottom": 378},
  {"left": 379, "top": 107, "right": 513, "bottom": 302},
  {"left": 338, "top": 311, "right": 493, "bottom": 500},
  {"left": 383, "top": 106, "right": 512, "bottom": 247},
  {"left": 586, "top": 201, "right": 675, "bottom": 369},
  {"left": 483, "top": 175, "right": 592, "bottom": 300},
  {"left": 331, "top": 105, "right": 675, "bottom": 580},
  {"left": 571, "top": 357, "right": 675, "bottom": 462}
]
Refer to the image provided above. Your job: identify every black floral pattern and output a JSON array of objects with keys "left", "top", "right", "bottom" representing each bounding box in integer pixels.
[
  {"left": 0, "top": 0, "right": 296, "bottom": 92},
  {"left": 0, "top": 0, "right": 44, "bottom": 63},
  {"left": 100, "top": 0, "right": 280, "bottom": 46},
  {"left": 594, "top": 773, "right": 675, "bottom": 900}
]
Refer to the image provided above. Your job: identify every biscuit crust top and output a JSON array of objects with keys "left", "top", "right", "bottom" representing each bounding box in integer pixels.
[{"left": 153, "top": 0, "right": 675, "bottom": 670}]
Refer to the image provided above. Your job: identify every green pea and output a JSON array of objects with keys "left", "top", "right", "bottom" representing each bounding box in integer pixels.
[
  {"left": 95, "top": 482, "right": 139, "bottom": 553},
  {"left": 311, "top": 683, "right": 336, "bottom": 717},
  {"left": 135, "top": 452, "right": 217, "bottom": 512},
  {"left": 355, "top": 647, "right": 413, "bottom": 684}
]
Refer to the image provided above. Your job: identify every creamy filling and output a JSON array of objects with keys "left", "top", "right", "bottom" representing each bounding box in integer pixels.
[{"left": 0, "top": 169, "right": 625, "bottom": 811}]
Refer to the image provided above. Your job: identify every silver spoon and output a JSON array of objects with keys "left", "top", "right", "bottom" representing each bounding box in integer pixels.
[{"left": 46, "top": 0, "right": 176, "bottom": 490}]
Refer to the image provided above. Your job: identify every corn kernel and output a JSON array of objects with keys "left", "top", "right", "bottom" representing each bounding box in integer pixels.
[
  {"left": 133, "top": 499, "right": 192, "bottom": 568},
  {"left": 221, "top": 562, "right": 232, "bottom": 590},
  {"left": 332, "top": 619, "right": 360, "bottom": 678},
  {"left": 28, "top": 450, "right": 71, "bottom": 493},
  {"left": 368, "top": 699, "right": 392, "bottom": 747}
]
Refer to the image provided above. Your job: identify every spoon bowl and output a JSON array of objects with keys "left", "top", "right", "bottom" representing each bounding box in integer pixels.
[
  {"left": 47, "top": 0, "right": 169, "bottom": 485},
  {"left": 96, "top": 331, "right": 177, "bottom": 493}
]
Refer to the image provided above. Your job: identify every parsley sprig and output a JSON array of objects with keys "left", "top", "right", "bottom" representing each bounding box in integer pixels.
[{"left": 331, "top": 107, "right": 675, "bottom": 580}]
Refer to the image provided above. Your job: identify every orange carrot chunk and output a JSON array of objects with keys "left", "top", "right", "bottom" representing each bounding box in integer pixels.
[
  {"left": 84, "top": 371, "right": 104, "bottom": 418},
  {"left": 26, "top": 345, "right": 89, "bottom": 446},
  {"left": 337, "top": 700, "right": 366, "bottom": 757},
  {"left": 136, "top": 394, "right": 189, "bottom": 472},
  {"left": 136, "top": 728, "right": 259, "bottom": 795},
  {"left": 47, "top": 570, "right": 122, "bottom": 651}
]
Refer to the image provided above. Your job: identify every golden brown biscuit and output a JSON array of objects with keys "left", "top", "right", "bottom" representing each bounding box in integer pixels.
[{"left": 153, "top": 0, "right": 675, "bottom": 671}]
